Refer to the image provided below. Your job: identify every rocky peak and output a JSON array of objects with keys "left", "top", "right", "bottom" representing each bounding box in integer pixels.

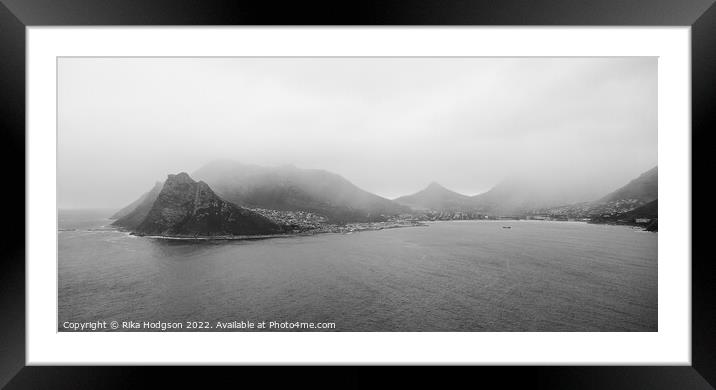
[
  {"left": 133, "top": 172, "right": 284, "bottom": 237},
  {"left": 165, "top": 172, "right": 195, "bottom": 185}
]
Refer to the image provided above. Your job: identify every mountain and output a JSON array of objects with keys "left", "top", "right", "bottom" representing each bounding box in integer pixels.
[
  {"left": 536, "top": 167, "right": 659, "bottom": 219},
  {"left": 111, "top": 181, "right": 163, "bottom": 224},
  {"left": 192, "top": 160, "right": 410, "bottom": 223},
  {"left": 471, "top": 176, "right": 603, "bottom": 216},
  {"left": 117, "top": 172, "right": 284, "bottom": 237},
  {"left": 599, "top": 166, "right": 657, "bottom": 204},
  {"left": 393, "top": 182, "right": 477, "bottom": 212}
]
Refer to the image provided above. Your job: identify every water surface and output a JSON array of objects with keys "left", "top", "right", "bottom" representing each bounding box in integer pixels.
[{"left": 59, "top": 210, "right": 657, "bottom": 331}]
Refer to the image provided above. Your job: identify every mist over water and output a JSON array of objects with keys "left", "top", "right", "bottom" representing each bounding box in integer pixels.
[{"left": 59, "top": 210, "right": 657, "bottom": 331}]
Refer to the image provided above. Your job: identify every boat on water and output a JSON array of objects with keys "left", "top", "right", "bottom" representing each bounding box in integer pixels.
[{"left": 502, "top": 226, "right": 512, "bottom": 229}]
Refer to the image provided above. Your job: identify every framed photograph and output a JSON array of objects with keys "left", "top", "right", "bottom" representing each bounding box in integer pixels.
[{"left": 1, "top": 0, "right": 712, "bottom": 387}]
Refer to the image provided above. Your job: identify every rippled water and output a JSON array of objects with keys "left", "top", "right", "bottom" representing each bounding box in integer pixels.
[{"left": 58, "top": 209, "right": 657, "bottom": 331}]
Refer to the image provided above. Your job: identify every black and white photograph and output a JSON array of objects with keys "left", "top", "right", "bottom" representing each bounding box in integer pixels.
[{"left": 58, "top": 57, "right": 658, "bottom": 332}]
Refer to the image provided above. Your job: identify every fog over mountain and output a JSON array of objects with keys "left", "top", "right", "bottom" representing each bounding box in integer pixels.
[
  {"left": 192, "top": 160, "right": 409, "bottom": 222},
  {"left": 58, "top": 57, "right": 657, "bottom": 209},
  {"left": 599, "top": 166, "right": 658, "bottom": 204},
  {"left": 471, "top": 174, "right": 611, "bottom": 214},
  {"left": 111, "top": 181, "right": 163, "bottom": 221},
  {"left": 394, "top": 182, "right": 477, "bottom": 212}
]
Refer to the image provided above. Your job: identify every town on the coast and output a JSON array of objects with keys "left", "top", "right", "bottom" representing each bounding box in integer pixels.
[{"left": 106, "top": 160, "right": 658, "bottom": 239}]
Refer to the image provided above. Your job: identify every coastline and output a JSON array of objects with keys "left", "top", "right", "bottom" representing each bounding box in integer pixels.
[
  {"left": 71, "top": 219, "right": 657, "bottom": 242},
  {"left": 129, "top": 220, "right": 429, "bottom": 241}
]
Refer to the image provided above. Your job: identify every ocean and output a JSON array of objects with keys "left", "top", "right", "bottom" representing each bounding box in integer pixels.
[{"left": 58, "top": 209, "right": 657, "bottom": 331}]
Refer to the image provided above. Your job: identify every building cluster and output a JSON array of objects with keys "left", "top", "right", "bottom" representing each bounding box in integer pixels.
[
  {"left": 311, "top": 220, "right": 426, "bottom": 234},
  {"left": 250, "top": 208, "right": 427, "bottom": 234},
  {"left": 408, "top": 211, "right": 491, "bottom": 221},
  {"left": 252, "top": 199, "right": 655, "bottom": 234},
  {"left": 250, "top": 208, "right": 328, "bottom": 231},
  {"left": 531, "top": 198, "right": 646, "bottom": 221},
  {"left": 587, "top": 199, "right": 643, "bottom": 218},
  {"left": 525, "top": 215, "right": 573, "bottom": 221}
]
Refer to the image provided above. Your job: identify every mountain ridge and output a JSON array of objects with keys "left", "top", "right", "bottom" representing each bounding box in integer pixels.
[
  {"left": 111, "top": 162, "right": 658, "bottom": 225},
  {"left": 535, "top": 166, "right": 658, "bottom": 219},
  {"left": 599, "top": 166, "right": 657, "bottom": 204},
  {"left": 393, "top": 182, "right": 478, "bottom": 212},
  {"left": 470, "top": 176, "right": 604, "bottom": 216},
  {"left": 192, "top": 160, "right": 410, "bottom": 223},
  {"left": 116, "top": 172, "right": 284, "bottom": 237}
]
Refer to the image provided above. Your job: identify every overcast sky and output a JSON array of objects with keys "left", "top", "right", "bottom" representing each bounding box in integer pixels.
[{"left": 58, "top": 57, "right": 657, "bottom": 209}]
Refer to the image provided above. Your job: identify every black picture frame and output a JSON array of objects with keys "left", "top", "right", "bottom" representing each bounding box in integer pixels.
[{"left": 1, "top": 0, "right": 712, "bottom": 388}]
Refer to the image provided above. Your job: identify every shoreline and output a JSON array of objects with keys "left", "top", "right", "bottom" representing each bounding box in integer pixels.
[
  {"left": 65, "top": 219, "right": 655, "bottom": 241},
  {"left": 132, "top": 221, "right": 654, "bottom": 242},
  {"left": 130, "top": 221, "right": 429, "bottom": 241}
]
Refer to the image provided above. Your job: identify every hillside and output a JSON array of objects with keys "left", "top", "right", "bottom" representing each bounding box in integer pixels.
[
  {"left": 394, "top": 182, "right": 477, "bottom": 212},
  {"left": 472, "top": 176, "right": 602, "bottom": 216},
  {"left": 537, "top": 167, "right": 659, "bottom": 220},
  {"left": 192, "top": 160, "right": 409, "bottom": 223},
  {"left": 118, "top": 173, "right": 284, "bottom": 237},
  {"left": 590, "top": 199, "right": 658, "bottom": 231},
  {"left": 599, "top": 166, "right": 657, "bottom": 204},
  {"left": 616, "top": 199, "right": 658, "bottom": 219}
]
